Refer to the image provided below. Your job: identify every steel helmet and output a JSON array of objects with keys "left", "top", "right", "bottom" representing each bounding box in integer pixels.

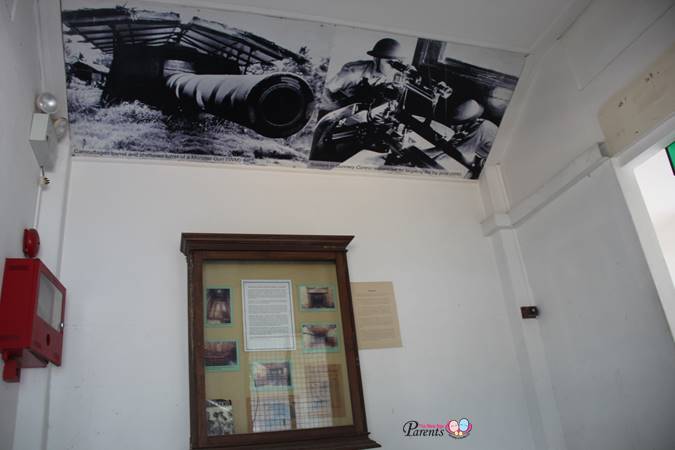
[
  {"left": 448, "top": 99, "right": 484, "bottom": 124},
  {"left": 367, "top": 38, "right": 403, "bottom": 59}
]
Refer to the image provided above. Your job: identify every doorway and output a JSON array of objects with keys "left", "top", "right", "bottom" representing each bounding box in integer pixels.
[{"left": 613, "top": 116, "right": 675, "bottom": 341}]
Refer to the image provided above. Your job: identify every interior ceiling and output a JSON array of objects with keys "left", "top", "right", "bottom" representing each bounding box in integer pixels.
[{"left": 154, "top": 0, "right": 580, "bottom": 53}]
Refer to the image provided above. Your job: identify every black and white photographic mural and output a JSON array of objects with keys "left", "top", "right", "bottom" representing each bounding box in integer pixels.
[{"left": 61, "top": 0, "right": 525, "bottom": 178}]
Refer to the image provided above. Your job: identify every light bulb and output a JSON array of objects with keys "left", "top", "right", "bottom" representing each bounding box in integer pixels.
[
  {"left": 52, "top": 117, "right": 69, "bottom": 140},
  {"left": 36, "top": 92, "right": 58, "bottom": 115}
]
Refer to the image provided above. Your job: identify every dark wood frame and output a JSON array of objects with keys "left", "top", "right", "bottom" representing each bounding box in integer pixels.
[{"left": 181, "top": 233, "right": 381, "bottom": 450}]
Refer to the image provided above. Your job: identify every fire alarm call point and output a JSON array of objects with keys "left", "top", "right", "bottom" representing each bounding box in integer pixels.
[{"left": 0, "top": 258, "right": 66, "bottom": 382}]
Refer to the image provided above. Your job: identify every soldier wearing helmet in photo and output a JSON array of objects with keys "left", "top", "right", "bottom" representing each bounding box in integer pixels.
[
  {"left": 320, "top": 38, "right": 404, "bottom": 116},
  {"left": 446, "top": 99, "right": 498, "bottom": 174}
]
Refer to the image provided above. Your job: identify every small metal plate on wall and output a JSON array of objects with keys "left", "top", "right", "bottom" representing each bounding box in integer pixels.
[{"left": 520, "top": 306, "right": 539, "bottom": 319}]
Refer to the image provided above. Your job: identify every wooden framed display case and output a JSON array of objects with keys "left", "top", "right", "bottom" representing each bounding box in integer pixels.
[{"left": 180, "top": 233, "right": 380, "bottom": 450}]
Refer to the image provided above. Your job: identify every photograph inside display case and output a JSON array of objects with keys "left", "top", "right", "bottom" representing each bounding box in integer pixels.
[
  {"left": 202, "top": 260, "right": 354, "bottom": 435},
  {"left": 205, "top": 287, "right": 232, "bottom": 326},
  {"left": 302, "top": 323, "right": 339, "bottom": 352},
  {"left": 204, "top": 340, "right": 239, "bottom": 371},
  {"left": 206, "top": 399, "right": 235, "bottom": 436},
  {"left": 251, "top": 361, "right": 293, "bottom": 390},
  {"left": 299, "top": 285, "right": 336, "bottom": 310}
]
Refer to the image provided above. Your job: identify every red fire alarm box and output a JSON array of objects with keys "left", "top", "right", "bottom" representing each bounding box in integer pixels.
[{"left": 0, "top": 258, "right": 66, "bottom": 382}]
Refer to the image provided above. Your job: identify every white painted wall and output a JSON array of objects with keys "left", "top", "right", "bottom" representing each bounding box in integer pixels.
[
  {"left": 480, "top": 2, "right": 675, "bottom": 450},
  {"left": 635, "top": 149, "right": 675, "bottom": 283},
  {"left": 49, "top": 160, "right": 536, "bottom": 450},
  {"left": 6, "top": 0, "right": 74, "bottom": 447},
  {"left": 499, "top": 1, "right": 675, "bottom": 206},
  {"left": 516, "top": 162, "right": 675, "bottom": 450},
  {"left": 0, "top": 0, "right": 42, "bottom": 445}
]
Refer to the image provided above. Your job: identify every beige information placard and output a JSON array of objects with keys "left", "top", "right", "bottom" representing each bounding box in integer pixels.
[{"left": 351, "top": 282, "right": 402, "bottom": 349}]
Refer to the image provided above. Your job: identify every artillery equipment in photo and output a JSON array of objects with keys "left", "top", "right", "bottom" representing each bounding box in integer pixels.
[
  {"left": 62, "top": 7, "right": 315, "bottom": 138},
  {"left": 309, "top": 59, "right": 483, "bottom": 176},
  {"left": 165, "top": 72, "right": 313, "bottom": 138}
]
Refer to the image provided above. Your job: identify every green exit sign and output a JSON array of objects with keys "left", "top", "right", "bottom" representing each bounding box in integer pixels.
[{"left": 668, "top": 141, "right": 675, "bottom": 176}]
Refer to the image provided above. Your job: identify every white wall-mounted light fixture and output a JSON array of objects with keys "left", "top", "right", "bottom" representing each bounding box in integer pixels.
[{"left": 29, "top": 92, "right": 68, "bottom": 171}]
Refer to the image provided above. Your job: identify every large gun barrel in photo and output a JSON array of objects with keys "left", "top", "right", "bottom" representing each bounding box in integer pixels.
[{"left": 166, "top": 72, "right": 315, "bottom": 138}]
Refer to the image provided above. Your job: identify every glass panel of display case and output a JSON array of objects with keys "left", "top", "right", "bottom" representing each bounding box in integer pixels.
[{"left": 202, "top": 261, "right": 354, "bottom": 437}]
